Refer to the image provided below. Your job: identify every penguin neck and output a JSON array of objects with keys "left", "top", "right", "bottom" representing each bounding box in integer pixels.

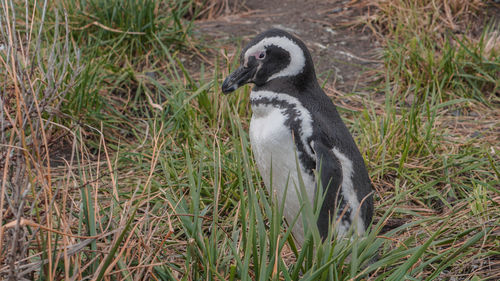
[{"left": 253, "top": 72, "right": 320, "bottom": 97}]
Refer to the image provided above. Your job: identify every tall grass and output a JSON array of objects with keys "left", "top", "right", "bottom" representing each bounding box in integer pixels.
[
  {"left": 62, "top": 0, "right": 191, "bottom": 56},
  {"left": 1, "top": 0, "right": 499, "bottom": 280},
  {"left": 362, "top": 0, "right": 500, "bottom": 104}
]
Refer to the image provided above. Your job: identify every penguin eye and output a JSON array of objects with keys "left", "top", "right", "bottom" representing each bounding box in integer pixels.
[{"left": 257, "top": 52, "right": 266, "bottom": 60}]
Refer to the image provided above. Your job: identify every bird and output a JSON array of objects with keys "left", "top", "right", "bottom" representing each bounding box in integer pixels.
[{"left": 222, "top": 28, "right": 373, "bottom": 245}]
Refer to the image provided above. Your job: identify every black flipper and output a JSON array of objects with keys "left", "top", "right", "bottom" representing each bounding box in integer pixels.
[{"left": 312, "top": 141, "right": 344, "bottom": 239}]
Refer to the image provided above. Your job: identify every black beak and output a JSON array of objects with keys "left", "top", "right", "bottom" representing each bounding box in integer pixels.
[{"left": 221, "top": 65, "right": 256, "bottom": 94}]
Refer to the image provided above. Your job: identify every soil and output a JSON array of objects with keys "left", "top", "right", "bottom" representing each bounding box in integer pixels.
[{"left": 195, "top": 0, "right": 382, "bottom": 92}]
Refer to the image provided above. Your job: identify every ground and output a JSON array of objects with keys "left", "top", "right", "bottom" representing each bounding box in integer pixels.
[{"left": 195, "top": 0, "right": 382, "bottom": 92}]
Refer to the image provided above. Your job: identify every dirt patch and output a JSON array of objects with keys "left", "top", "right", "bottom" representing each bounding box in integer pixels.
[{"left": 195, "top": 0, "right": 382, "bottom": 92}]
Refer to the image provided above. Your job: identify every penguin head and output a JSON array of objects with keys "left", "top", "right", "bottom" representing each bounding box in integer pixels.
[{"left": 222, "top": 29, "right": 316, "bottom": 94}]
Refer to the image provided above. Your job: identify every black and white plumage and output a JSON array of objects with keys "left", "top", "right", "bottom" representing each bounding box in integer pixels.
[{"left": 222, "top": 29, "right": 373, "bottom": 245}]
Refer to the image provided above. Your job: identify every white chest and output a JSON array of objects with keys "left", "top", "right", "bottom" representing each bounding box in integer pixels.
[{"left": 249, "top": 93, "right": 316, "bottom": 244}]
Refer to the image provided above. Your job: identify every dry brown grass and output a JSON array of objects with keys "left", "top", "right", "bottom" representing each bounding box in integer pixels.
[
  {"left": 184, "top": 0, "right": 248, "bottom": 20},
  {"left": 359, "top": 0, "right": 485, "bottom": 37},
  {"left": 354, "top": 0, "right": 500, "bottom": 59},
  {"left": 0, "top": 4, "right": 173, "bottom": 279},
  {"left": 1, "top": 8, "right": 76, "bottom": 280}
]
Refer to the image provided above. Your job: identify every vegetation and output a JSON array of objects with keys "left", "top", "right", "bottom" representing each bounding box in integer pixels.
[{"left": 1, "top": 0, "right": 498, "bottom": 280}]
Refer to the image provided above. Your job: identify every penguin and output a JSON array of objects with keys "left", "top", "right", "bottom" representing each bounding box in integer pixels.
[{"left": 222, "top": 29, "right": 373, "bottom": 245}]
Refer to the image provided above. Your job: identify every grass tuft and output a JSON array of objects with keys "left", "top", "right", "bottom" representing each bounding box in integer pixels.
[{"left": 362, "top": 0, "right": 500, "bottom": 104}]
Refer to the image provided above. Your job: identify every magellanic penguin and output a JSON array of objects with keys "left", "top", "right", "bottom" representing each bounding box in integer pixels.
[{"left": 222, "top": 29, "right": 373, "bottom": 245}]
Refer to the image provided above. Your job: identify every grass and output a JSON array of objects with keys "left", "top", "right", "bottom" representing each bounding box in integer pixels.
[
  {"left": 362, "top": 0, "right": 499, "bottom": 104},
  {"left": 1, "top": 0, "right": 499, "bottom": 280}
]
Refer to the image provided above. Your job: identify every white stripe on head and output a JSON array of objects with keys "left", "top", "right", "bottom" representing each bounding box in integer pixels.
[{"left": 244, "top": 36, "right": 306, "bottom": 81}]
